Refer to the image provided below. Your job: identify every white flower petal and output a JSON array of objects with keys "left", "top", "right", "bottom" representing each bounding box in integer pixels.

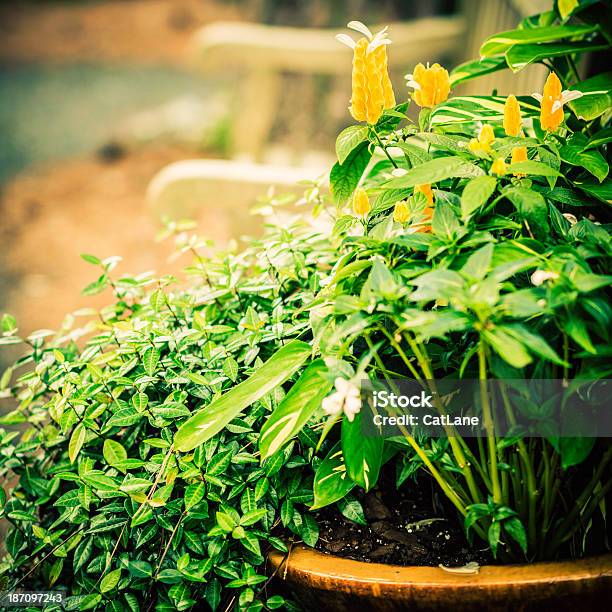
[
  {"left": 531, "top": 93, "right": 543, "bottom": 102},
  {"left": 322, "top": 393, "right": 343, "bottom": 415},
  {"left": 551, "top": 100, "right": 562, "bottom": 114},
  {"left": 334, "top": 377, "right": 350, "bottom": 394},
  {"left": 345, "top": 396, "right": 362, "bottom": 413},
  {"left": 391, "top": 168, "right": 408, "bottom": 177},
  {"left": 405, "top": 79, "right": 421, "bottom": 91},
  {"left": 531, "top": 270, "right": 559, "bottom": 286},
  {"left": 561, "top": 90, "right": 584, "bottom": 103},
  {"left": 335, "top": 33, "right": 356, "bottom": 49},
  {"left": 347, "top": 21, "right": 373, "bottom": 40},
  {"left": 367, "top": 38, "right": 392, "bottom": 53}
]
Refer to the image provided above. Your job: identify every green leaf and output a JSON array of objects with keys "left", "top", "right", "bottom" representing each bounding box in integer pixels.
[
  {"left": 184, "top": 483, "right": 206, "bottom": 511},
  {"left": 143, "top": 348, "right": 160, "bottom": 376},
  {"left": 341, "top": 412, "right": 383, "bottom": 491},
  {"left": 461, "top": 175, "right": 497, "bottom": 219},
  {"left": 107, "top": 408, "right": 142, "bottom": 428},
  {"left": 298, "top": 514, "right": 319, "bottom": 547},
  {"left": 488, "top": 520, "right": 501, "bottom": 558},
  {"left": 335, "top": 125, "right": 369, "bottom": 165},
  {"left": 337, "top": 497, "right": 367, "bottom": 525},
  {"left": 559, "top": 436, "right": 595, "bottom": 469},
  {"left": 311, "top": 442, "right": 355, "bottom": 510},
  {"left": 483, "top": 327, "right": 532, "bottom": 369},
  {"left": 507, "top": 161, "right": 560, "bottom": 177},
  {"left": 223, "top": 357, "right": 239, "bottom": 382},
  {"left": 480, "top": 24, "right": 598, "bottom": 57},
  {"left": 100, "top": 568, "right": 121, "bottom": 593},
  {"left": 506, "top": 41, "right": 608, "bottom": 72},
  {"left": 450, "top": 56, "right": 508, "bottom": 86},
  {"left": 432, "top": 200, "right": 460, "bottom": 241},
  {"left": 132, "top": 392, "right": 149, "bottom": 413},
  {"left": 175, "top": 340, "right": 311, "bottom": 451},
  {"left": 103, "top": 439, "right": 128, "bottom": 470},
  {"left": 584, "top": 127, "right": 612, "bottom": 150},
  {"left": 504, "top": 325, "right": 567, "bottom": 367},
  {"left": 65, "top": 595, "right": 102, "bottom": 611},
  {"left": 259, "top": 360, "right": 331, "bottom": 460},
  {"left": 431, "top": 96, "right": 539, "bottom": 126},
  {"left": 1, "top": 313, "right": 17, "bottom": 333},
  {"left": 128, "top": 560, "right": 152, "bottom": 578},
  {"left": 330, "top": 141, "right": 371, "bottom": 204},
  {"left": 503, "top": 517, "right": 527, "bottom": 554},
  {"left": 504, "top": 187, "right": 549, "bottom": 238},
  {"left": 80, "top": 253, "right": 101, "bottom": 265},
  {"left": 569, "top": 72, "right": 612, "bottom": 121},
  {"left": 560, "top": 141, "right": 608, "bottom": 183},
  {"left": 69, "top": 424, "right": 86, "bottom": 464},
  {"left": 216, "top": 511, "right": 236, "bottom": 532},
  {"left": 462, "top": 243, "right": 494, "bottom": 280},
  {"left": 411, "top": 269, "right": 464, "bottom": 302},
  {"left": 385, "top": 156, "right": 484, "bottom": 188}
]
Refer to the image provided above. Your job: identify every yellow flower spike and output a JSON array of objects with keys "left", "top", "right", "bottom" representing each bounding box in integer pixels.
[
  {"left": 406, "top": 63, "right": 450, "bottom": 108},
  {"left": 393, "top": 201, "right": 409, "bottom": 223},
  {"left": 352, "top": 187, "right": 371, "bottom": 216},
  {"left": 504, "top": 95, "right": 522, "bottom": 137},
  {"left": 414, "top": 184, "right": 434, "bottom": 232},
  {"left": 336, "top": 22, "right": 395, "bottom": 125},
  {"left": 468, "top": 124, "right": 495, "bottom": 154},
  {"left": 511, "top": 146, "right": 528, "bottom": 176},
  {"left": 532, "top": 72, "right": 583, "bottom": 132},
  {"left": 491, "top": 157, "right": 507, "bottom": 176}
]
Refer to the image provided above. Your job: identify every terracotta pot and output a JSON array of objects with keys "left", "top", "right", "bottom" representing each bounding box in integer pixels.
[{"left": 268, "top": 546, "right": 612, "bottom": 611}]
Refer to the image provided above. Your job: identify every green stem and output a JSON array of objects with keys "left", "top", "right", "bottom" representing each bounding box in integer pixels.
[
  {"left": 372, "top": 128, "right": 398, "bottom": 169},
  {"left": 478, "top": 341, "right": 501, "bottom": 504}
]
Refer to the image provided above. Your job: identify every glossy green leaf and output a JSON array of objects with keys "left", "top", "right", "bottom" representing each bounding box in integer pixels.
[
  {"left": 461, "top": 175, "right": 497, "bottom": 219},
  {"left": 259, "top": 360, "right": 331, "bottom": 460},
  {"left": 330, "top": 141, "right": 371, "bottom": 204},
  {"left": 175, "top": 340, "right": 311, "bottom": 451},
  {"left": 480, "top": 24, "right": 598, "bottom": 57},
  {"left": 385, "top": 156, "right": 484, "bottom": 188},
  {"left": 335, "top": 125, "right": 369, "bottom": 165},
  {"left": 341, "top": 412, "right": 383, "bottom": 491},
  {"left": 311, "top": 443, "right": 355, "bottom": 510}
]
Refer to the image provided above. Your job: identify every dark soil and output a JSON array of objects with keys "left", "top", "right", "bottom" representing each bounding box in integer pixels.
[{"left": 314, "top": 469, "right": 493, "bottom": 567}]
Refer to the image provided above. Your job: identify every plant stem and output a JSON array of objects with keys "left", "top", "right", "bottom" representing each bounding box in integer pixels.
[
  {"left": 478, "top": 341, "right": 501, "bottom": 504},
  {"left": 372, "top": 129, "right": 398, "bottom": 169}
]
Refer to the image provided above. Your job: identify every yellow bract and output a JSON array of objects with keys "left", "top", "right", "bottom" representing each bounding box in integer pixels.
[
  {"left": 491, "top": 158, "right": 507, "bottom": 176},
  {"left": 469, "top": 124, "right": 495, "bottom": 154},
  {"left": 408, "top": 63, "right": 450, "bottom": 108},
  {"left": 343, "top": 26, "right": 395, "bottom": 124},
  {"left": 511, "top": 146, "right": 528, "bottom": 176},
  {"left": 393, "top": 201, "right": 409, "bottom": 223},
  {"left": 540, "top": 72, "right": 564, "bottom": 131},
  {"left": 504, "top": 95, "right": 522, "bottom": 137},
  {"left": 352, "top": 188, "right": 371, "bottom": 216}
]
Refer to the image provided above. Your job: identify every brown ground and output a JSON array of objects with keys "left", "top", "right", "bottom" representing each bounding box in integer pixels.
[
  {"left": 0, "top": 0, "right": 247, "bottom": 362},
  {"left": 0, "top": 0, "right": 245, "bottom": 64},
  {"left": 0, "top": 143, "right": 230, "bottom": 342}
]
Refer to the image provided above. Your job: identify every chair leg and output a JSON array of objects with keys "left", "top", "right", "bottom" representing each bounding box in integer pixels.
[{"left": 231, "top": 69, "right": 282, "bottom": 161}]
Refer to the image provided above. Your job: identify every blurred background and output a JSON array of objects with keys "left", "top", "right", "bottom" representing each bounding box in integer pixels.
[{"left": 0, "top": 0, "right": 551, "bottom": 368}]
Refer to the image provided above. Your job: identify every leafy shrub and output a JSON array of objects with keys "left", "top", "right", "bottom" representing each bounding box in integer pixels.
[
  {"left": 1, "top": 1, "right": 611, "bottom": 610},
  {"left": 0, "top": 222, "right": 334, "bottom": 610}
]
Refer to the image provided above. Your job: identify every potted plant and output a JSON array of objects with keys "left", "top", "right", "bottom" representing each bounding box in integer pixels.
[{"left": 1, "top": 1, "right": 611, "bottom": 610}]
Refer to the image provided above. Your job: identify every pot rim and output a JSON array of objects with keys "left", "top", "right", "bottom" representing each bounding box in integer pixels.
[{"left": 268, "top": 545, "right": 612, "bottom": 590}]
